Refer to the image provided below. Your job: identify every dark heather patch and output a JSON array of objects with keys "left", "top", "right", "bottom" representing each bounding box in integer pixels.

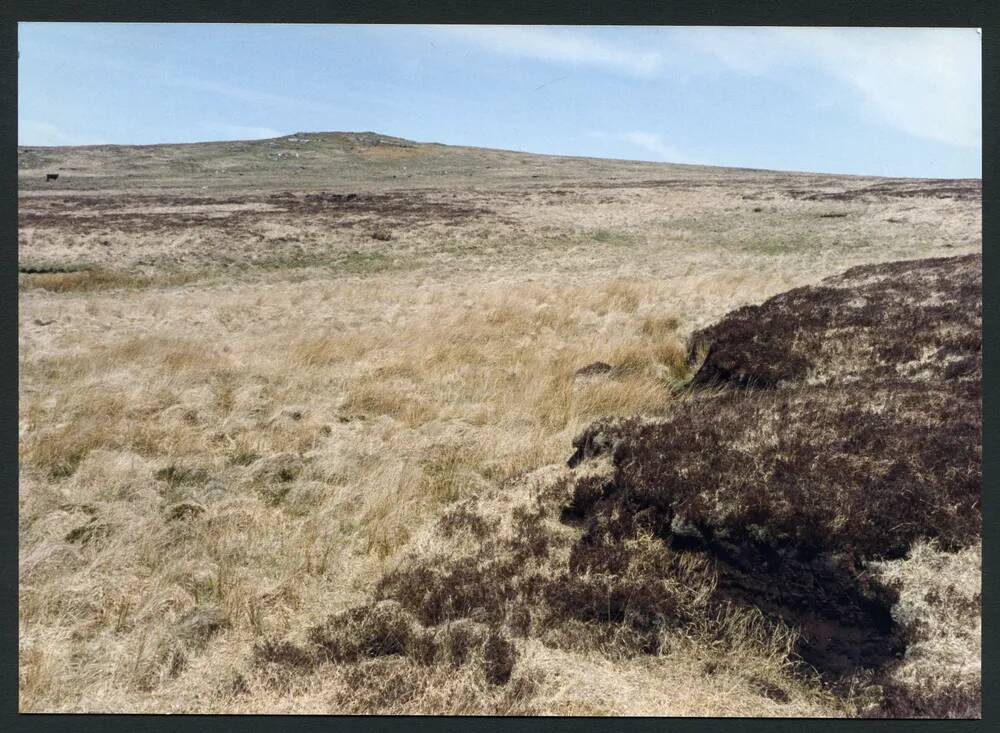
[
  {"left": 436, "top": 502, "right": 497, "bottom": 540},
  {"left": 867, "top": 677, "right": 982, "bottom": 719},
  {"left": 585, "top": 382, "right": 980, "bottom": 672},
  {"left": 552, "top": 254, "right": 981, "bottom": 678},
  {"left": 362, "top": 380, "right": 978, "bottom": 677},
  {"left": 374, "top": 555, "right": 530, "bottom": 628},
  {"left": 611, "top": 383, "right": 980, "bottom": 558},
  {"left": 783, "top": 179, "right": 981, "bottom": 203},
  {"left": 511, "top": 506, "right": 550, "bottom": 559},
  {"left": 559, "top": 473, "right": 611, "bottom": 523},
  {"left": 709, "top": 541, "right": 903, "bottom": 674},
  {"left": 689, "top": 254, "right": 981, "bottom": 389},
  {"left": 543, "top": 484, "right": 718, "bottom": 651},
  {"left": 481, "top": 630, "right": 517, "bottom": 685},
  {"left": 567, "top": 416, "right": 635, "bottom": 468},
  {"left": 253, "top": 639, "right": 316, "bottom": 670},
  {"left": 574, "top": 361, "right": 614, "bottom": 378},
  {"left": 307, "top": 600, "right": 420, "bottom": 663},
  {"left": 258, "top": 600, "right": 517, "bottom": 686},
  {"left": 65, "top": 519, "right": 112, "bottom": 545},
  {"left": 18, "top": 190, "right": 494, "bottom": 236},
  {"left": 750, "top": 677, "right": 791, "bottom": 703}
]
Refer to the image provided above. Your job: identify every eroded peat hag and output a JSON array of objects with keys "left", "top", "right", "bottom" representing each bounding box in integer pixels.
[
  {"left": 690, "top": 254, "right": 982, "bottom": 389},
  {"left": 567, "top": 380, "right": 979, "bottom": 677},
  {"left": 242, "top": 253, "right": 980, "bottom": 714},
  {"left": 564, "top": 253, "right": 981, "bottom": 709}
]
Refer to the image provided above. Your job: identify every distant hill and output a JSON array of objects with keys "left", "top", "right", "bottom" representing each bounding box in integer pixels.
[{"left": 17, "top": 131, "right": 856, "bottom": 194}]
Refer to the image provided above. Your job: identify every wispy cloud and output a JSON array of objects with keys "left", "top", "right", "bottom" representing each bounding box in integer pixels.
[
  {"left": 437, "top": 26, "right": 980, "bottom": 150},
  {"left": 207, "top": 124, "right": 283, "bottom": 140},
  {"left": 683, "top": 27, "right": 981, "bottom": 149},
  {"left": 163, "top": 72, "right": 409, "bottom": 119},
  {"left": 801, "top": 29, "right": 980, "bottom": 150},
  {"left": 620, "top": 131, "right": 690, "bottom": 163},
  {"left": 436, "top": 26, "right": 665, "bottom": 77},
  {"left": 18, "top": 119, "right": 96, "bottom": 146},
  {"left": 162, "top": 76, "right": 329, "bottom": 114},
  {"left": 589, "top": 130, "right": 694, "bottom": 164}
]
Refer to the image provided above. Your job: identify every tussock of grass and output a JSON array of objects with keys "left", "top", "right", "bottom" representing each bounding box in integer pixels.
[
  {"left": 289, "top": 333, "right": 374, "bottom": 368},
  {"left": 340, "top": 381, "right": 436, "bottom": 428}
]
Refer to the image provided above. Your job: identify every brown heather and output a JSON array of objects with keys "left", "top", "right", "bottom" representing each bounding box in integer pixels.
[{"left": 690, "top": 254, "right": 982, "bottom": 389}]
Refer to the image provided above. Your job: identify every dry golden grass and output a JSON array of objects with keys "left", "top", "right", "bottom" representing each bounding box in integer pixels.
[
  {"left": 18, "top": 272, "right": 699, "bottom": 711},
  {"left": 18, "top": 158, "right": 981, "bottom": 714},
  {"left": 868, "top": 541, "right": 982, "bottom": 718},
  {"left": 19, "top": 269, "right": 201, "bottom": 293}
]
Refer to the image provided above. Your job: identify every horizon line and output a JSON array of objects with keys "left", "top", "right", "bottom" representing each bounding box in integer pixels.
[{"left": 16, "top": 129, "right": 983, "bottom": 182}]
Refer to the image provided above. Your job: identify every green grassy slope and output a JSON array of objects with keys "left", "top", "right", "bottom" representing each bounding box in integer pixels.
[{"left": 18, "top": 131, "right": 717, "bottom": 193}]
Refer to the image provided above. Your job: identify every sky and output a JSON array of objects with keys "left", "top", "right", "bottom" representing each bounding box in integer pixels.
[{"left": 17, "top": 24, "right": 982, "bottom": 178}]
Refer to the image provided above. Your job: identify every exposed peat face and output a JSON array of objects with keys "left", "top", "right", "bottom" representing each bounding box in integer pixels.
[{"left": 565, "top": 253, "right": 981, "bottom": 677}]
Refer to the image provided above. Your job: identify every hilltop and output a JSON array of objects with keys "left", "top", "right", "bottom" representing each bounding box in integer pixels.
[{"left": 19, "top": 131, "right": 704, "bottom": 193}]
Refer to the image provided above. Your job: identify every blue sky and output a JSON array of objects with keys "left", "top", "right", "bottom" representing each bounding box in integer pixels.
[{"left": 18, "top": 24, "right": 981, "bottom": 178}]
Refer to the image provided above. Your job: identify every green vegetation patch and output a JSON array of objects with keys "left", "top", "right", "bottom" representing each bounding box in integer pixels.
[{"left": 589, "top": 229, "right": 641, "bottom": 247}]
